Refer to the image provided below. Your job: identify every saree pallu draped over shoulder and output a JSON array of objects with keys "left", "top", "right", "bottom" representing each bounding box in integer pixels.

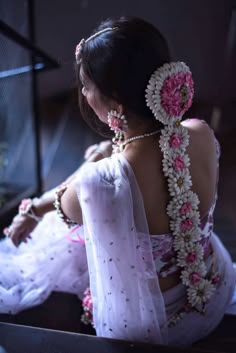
[
  {"left": 74, "top": 153, "right": 235, "bottom": 346},
  {"left": 74, "top": 153, "right": 168, "bottom": 344}
]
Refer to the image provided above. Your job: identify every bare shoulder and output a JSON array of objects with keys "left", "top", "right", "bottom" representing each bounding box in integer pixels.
[
  {"left": 182, "top": 118, "right": 213, "bottom": 134},
  {"left": 181, "top": 118, "right": 217, "bottom": 161}
]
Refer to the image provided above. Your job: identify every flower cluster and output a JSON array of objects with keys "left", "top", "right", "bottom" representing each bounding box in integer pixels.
[
  {"left": 145, "top": 62, "right": 194, "bottom": 125},
  {"left": 146, "top": 61, "right": 220, "bottom": 320},
  {"left": 81, "top": 287, "right": 94, "bottom": 326},
  {"left": 159, "top": 122, "right": 220, "bottom": 313}
]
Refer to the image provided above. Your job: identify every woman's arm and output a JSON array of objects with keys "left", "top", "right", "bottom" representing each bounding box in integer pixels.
[{"left": 6, "top": 140, "right": 112, "bottom": 246}]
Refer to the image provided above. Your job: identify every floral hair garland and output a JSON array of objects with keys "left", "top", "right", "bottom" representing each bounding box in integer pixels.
[{"left": 146, "top": 62, "right": 220, "bottom": 324}]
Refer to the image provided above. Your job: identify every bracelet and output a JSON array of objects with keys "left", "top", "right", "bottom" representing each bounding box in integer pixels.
[
  {"left": 18, "top": 198, "right": 43, "bottom": 222},
  {"left": 54, "top": 183, "right": 77, "bottom": 228}
]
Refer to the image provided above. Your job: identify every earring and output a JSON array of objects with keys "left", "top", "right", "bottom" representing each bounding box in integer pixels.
[{"left": 107, "top": 110, "right": 128, "bottom": 153}]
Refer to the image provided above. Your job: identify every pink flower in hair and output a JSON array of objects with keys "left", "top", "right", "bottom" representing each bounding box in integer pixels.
[
  {"left": 75, "top": 39, "right": 85, "bottom": 63},
  {"left": 180, "top": 218, "right": 193, "bottom": 232},
  {"left": 169, "top": 133, "right": 182, "bottom": 148},
  {"left": 161, "top": 72, "right": 194, "bottom": 117},
  {"left": 190, "top": 272, "right": 201, "bottom": 284},
  {"left": 180, "top": 202, "right": 191, "bottom": 215},
  {"left": 173, "top": 156, "right": 185, "bottom": 172},
  {"left": 186, "top": 252, "right": 197, "bottom": 264}
]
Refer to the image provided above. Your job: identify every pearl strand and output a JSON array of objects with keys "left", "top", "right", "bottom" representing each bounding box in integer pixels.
[{"left": 117, "top": 129, "right": 161, "bottom": 152}]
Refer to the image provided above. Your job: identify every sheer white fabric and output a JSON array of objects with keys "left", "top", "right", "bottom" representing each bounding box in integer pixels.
[
  {"left": 74, "top": 153, "right": 235, "bottom": 345},
  {"left": 0, "top": 190, "right": 89, "bottom": 315},
  {"left": 74, "top": 153, "right": 168, "bottom": 344}
]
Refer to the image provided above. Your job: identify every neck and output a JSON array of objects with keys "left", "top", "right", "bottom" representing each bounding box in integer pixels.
[
  {"left": 115, "top": 127, "right": 161, "bottom": 153},
  {"left": 124, "top": 119, "right": 162, "bottom": 140}
]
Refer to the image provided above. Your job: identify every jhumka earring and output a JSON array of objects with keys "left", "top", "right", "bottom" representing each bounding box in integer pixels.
[{"left": 107, "top": 110, "right": 128, "bottom": 153}]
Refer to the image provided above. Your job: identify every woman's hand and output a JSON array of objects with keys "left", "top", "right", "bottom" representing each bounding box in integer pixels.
[
  {"left": 84, "top": 140, "right": 112, "bottom": 161},
  {"left": 4, "top": 214, "right": 38, "bottom": 247}
]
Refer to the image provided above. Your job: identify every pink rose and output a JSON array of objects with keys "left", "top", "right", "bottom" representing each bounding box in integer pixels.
[
  {"left": 180, "top": 202, "right": 191, "bottom": 215},
  {"left": 186, "top": 252, "right": 196, "bottom": 264},
  {"left": 161, "top": 72, "right": 194, "bottom": 117},
  {"left": 169, "top": 134, "right": 182, "bottom": 148},
  {"left": 173, "top": 156, "right": 185, "bottom": 172},
  {"left": 109, "top": 116, "right": 123, "bottom": 130},
  {"left": 190, "top": 272, "right": 201, "bottom": 284},
  {"left": 180, "top": 218, "right": 193, "bottom": 232},
  {"left": 84, "top": 288, "right": 91, "bottom": 296}
]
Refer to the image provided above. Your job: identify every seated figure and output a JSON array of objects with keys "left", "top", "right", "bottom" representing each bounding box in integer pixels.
[{"left": 1, "top": 16, "right": 235, "bottom": 347}]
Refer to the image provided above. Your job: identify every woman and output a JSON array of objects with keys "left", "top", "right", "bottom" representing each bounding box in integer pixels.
[{"left": 2, "top": 16, "right": 235, "bottom": 346}]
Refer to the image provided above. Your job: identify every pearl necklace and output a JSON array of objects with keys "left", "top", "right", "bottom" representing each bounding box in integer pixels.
[{"left": 116, "top": 128, "right": 161, "bottom": 152}]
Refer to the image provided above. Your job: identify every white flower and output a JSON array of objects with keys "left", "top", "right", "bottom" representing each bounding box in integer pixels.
[
  {"left": 171, "top": 213, "right": 200, "bottom": 236},
  {"left": 187, "top": 279, "right": 216, "bottom": 307},
  {"left": 167, "top": 169, "right": 192, "bottom": 196},
  {"left": 145, "top": 62, "right": 214, "bottom": 315},
  {"left": 173, "top": 228, "right": 201, "bottom": 251},
  {"left": 167, "top": 190, "right": 200, "bottom": 219},
  {"left": 177, "top": 242, "right": 204, "bottom": 268},
  {"left": 159, "top": 124, "right": 189, "bottom": 154},
  {"left": 180, "top": 263, "right": 207, "bottom": 286}
]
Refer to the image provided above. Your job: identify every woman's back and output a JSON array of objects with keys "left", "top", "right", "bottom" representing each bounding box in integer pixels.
[
  {"left": 123, "top": 118, "right": 218, "bottom": 236},
  {"left": 123, "top": 118, "right": 219, "bottom": 291}
]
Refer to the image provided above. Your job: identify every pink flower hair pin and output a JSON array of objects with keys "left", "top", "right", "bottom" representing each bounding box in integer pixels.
[{"left": 75, "top": 39, "right": 85, "bottom": 64}]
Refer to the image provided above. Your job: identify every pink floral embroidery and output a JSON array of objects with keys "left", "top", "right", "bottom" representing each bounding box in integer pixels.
[
  {"left": 180, "top": 218, "right": 193, "bottom": 232},
  {"left": 173, "top": 156, "right": 185, "bottom": 172},
  {"left": 161, "top": 72, "right": 194, "bottom": 117},
  {"left": 152, "top": 238, "right": 171, "bottom": 258},
  {"left": 180, "top": 202, "right": 191, "bottom": 215},
  {"left": 169, "top": 133, "right": 182, "bottom": 148}
]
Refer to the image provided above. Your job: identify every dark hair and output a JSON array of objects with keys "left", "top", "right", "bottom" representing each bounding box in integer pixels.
[{"left": 76, "top": 16, "right": 170, "bottom": 136}]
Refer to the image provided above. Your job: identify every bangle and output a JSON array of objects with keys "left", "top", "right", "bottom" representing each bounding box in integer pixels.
[
  {"left": 18, "top": 198, "right": 43, "bottom": 222},
  {"left": 54, "top": 183, "right": 77, "bottom": 228}
]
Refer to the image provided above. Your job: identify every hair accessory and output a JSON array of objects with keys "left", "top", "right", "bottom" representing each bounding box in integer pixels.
[
  {"left": 75, "top": 39, "right": 85, "bottom": 64},
  {"left": 18, "top": 198, "right": 42, "bottom": 222},
  {"left": 108, "top": 110, "right": 128, "bottom": 152},
  {"left": 75, "top": 27, "right": 116, "bottom": 64},
  {"left": 146, "top": 62, "right": 220, "bottom": 326},
  {"left": 145, "top": 62, "right": 194, "bottom": 126},
  {"left": 54, "top": 183, "right": 77, "bottom": 228}
]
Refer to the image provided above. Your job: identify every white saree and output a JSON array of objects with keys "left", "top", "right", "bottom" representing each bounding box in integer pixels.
[
  {"left": 74, "top": 153, "right": 168, "bottom": 344},
  {"left": 74, "top": 152, "right": 235, "bottom": 345}
]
